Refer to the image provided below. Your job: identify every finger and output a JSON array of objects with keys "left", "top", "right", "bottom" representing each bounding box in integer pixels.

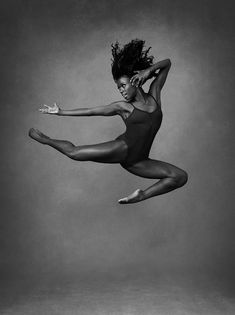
[
  {"left": 131, "top": 77, "right": 138, "bottom": 85},
  {"left": 43, "top": 104, "right": 50, "bottom": 108},
  {"left": 131, "top": 73, "right": 139, "bottom": 80},
  {"left": 130, "top": 79, "right": 134, "bottom": 86},
  {"left": 130, "top": 79, "right": 135, "bottom": 86},
  {"left": 130, "top": 76, "right": 137, "bottom": 84},
  {"left": 135, "top": 80, "right": 140, "bottom": 87},
  {"left": 138, "top": 79, "right": 143, "bottom": 87}
]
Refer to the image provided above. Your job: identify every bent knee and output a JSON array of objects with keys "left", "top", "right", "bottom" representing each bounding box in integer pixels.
[
  {"left": 67, "top": 148, "right": 81, "bottom": 160},
  {"left": 172, "top": 170, "right": 188, "bottom": 188}
]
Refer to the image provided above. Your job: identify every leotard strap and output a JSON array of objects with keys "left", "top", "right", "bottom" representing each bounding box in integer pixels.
[{"left": 149, "top": 94, "right": 160, "bottom": 107}]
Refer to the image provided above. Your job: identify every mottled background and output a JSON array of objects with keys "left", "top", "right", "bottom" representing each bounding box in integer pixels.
[{"left": 0, "top": 0, "right": 234, "bottom": 314}]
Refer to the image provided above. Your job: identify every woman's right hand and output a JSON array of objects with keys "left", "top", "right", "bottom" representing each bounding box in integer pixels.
[{"left": 39, "top": 103, "right": 60, "bottom": 114}]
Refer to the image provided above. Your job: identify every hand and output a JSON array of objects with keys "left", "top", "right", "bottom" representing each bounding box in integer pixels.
[
  {"left": 130, "top": 69, "right": 152, "bottom": 87},
  {"left": 39, "top": 103, "right": 60, "bottom": 114}
]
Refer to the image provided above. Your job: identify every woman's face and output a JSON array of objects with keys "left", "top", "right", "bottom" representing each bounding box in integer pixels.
[{"left": 116, "top": 76, "right": 137, "bottom": 101}]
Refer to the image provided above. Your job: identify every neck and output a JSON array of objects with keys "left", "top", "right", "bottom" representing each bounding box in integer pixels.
[{"left": 134, "top": 88, "right": 147, "bottom": 103}]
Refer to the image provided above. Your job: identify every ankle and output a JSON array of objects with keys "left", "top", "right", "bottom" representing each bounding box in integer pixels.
[{"left": 138, "top": 189, "right": 146, "bottom": 201}]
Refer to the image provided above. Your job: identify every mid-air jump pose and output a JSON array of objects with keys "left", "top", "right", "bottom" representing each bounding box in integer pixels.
[{"left": 29, "top": 39, "right": 188, "bottom": 204}]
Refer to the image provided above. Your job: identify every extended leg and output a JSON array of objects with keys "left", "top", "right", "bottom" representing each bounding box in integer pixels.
[
  {"left": 29, "top": 128, "right": 128, "bottom": 163},
  {"left": 119, "top": 158, "right": 188, "bottom": 203}
]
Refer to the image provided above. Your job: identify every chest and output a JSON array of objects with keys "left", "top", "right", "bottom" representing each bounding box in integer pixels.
[{"left": 125, "top": 108, "right": 162, "bottom": 125}]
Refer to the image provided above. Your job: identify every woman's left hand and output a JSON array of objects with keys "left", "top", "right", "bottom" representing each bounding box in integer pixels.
[{"left": 130, "top": 69, "right": 152, "bottom": 87}]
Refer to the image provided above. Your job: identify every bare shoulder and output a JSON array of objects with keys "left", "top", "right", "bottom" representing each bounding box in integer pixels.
[
  {"left": 110, "top": 101, "right": 133, "bottom": 119},
  {"left": 113, "top": 101, "right": 133, "bottom": 113}
]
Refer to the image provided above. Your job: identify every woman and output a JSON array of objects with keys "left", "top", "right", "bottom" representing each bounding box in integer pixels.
[{"left": 29, "top": 39, "right": 188, "bottom": 204}]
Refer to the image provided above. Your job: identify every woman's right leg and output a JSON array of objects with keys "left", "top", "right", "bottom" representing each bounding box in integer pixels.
[
  {"left": 29, "top": 128, "right": 128, "bottom": 163},
  {"left": 119, "top": 158, "right": 188, "bottom": 203}
]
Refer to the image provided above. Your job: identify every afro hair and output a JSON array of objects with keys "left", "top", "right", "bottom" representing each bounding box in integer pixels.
[{"left": 111, "top": 39, "right": 154, "bottom": 81}]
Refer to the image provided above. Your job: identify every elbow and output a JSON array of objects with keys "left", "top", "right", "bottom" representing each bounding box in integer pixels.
[{"left": 88, "top": 108, "right": 96, "bottom": 116}]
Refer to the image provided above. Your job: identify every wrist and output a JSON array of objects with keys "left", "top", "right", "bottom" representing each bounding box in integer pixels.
[
  {"left": 57, "top": 108, "right": 63, "bottom": 115},
  {"left": 146, "top": 66, "right": 156, "bottom": 79},
  {"left": 150, "top": 63, "right": 159, "bottom": 74}
]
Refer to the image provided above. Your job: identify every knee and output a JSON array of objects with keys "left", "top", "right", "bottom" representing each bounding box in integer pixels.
[
  {"left": 172, "top": 170, "right": 188, "bottom": 188},
  {"left": 67, "top": 148, "right": 80, "bottom": 160},
  {"left": 67, "top": 147, "right": 87, "bottom": 161}
]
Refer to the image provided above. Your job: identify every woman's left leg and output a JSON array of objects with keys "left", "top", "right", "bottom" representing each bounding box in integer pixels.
[
  {"left": 119, "top": 158, "right": 188, "bottom": 203},
  {"left": 29, "top": 128, "right": 128, "bottom": 163}
]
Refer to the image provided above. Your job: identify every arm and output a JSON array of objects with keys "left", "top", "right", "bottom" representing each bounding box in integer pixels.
[
  {"left": 148, "top": 59, "right": 171, "bottom": 103},
  {"left": 130, "top": 59, "right": 171, "bottom": 104},
  {"left": 39, "top": 102, "right": 123, "bottom": 117}
]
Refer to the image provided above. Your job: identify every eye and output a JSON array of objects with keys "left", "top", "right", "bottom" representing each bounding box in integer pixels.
[{"left": 118, "top": 84, "right": 125, "bottom": 91}]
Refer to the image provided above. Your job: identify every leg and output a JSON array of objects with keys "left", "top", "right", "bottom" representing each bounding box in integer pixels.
[
  {"left": 29, "top": 128, "right": 128, "bottom": 163},
  {"left": 118, "top": 158, "right": 188, "bottom": 204}
]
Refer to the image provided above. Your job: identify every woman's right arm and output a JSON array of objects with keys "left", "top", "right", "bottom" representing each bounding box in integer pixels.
[{"left": 39, "top": 102, "right": 124, "bottom": 117}]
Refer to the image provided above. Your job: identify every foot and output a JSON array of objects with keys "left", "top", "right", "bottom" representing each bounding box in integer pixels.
[
  {"left": 118, "top": 189, "right": 145, "bottom": 204},
  {"left": 28, "top": 128, "right": 50, "bottom": 144}
]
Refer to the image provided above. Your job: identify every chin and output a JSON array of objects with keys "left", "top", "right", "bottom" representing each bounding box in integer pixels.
[{"left": 128, "top": 96, "right": 134, "bottom": 102}]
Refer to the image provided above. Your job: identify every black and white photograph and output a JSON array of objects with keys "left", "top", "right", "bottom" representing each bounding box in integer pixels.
[{"left": 0, "top": 0, "right": 234, "bottom": 314}]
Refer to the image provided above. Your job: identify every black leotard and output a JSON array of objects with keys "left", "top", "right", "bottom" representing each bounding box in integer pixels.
[{"left": 116, "top": 96, "right": 163, "bottom": 167}]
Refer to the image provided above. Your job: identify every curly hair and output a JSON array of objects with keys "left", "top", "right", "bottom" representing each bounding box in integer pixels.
[{"left": 111, "top": 39, "right": 154, "bottom": 81}]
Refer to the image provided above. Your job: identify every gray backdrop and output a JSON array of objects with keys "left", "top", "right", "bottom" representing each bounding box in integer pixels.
[{"left": 0, "top": 0, "right": 234, "bottom": 291}]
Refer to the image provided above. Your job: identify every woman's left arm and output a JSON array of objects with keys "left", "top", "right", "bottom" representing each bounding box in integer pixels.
[
  {"left": 130, "top": 59, "right": 171, "bottom": 104},
  {"left": 148, "top": 59, "right": 171, "bottom": 103}
]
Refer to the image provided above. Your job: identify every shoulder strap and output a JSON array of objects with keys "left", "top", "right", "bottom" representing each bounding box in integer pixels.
[
  {"left": 129, "top": 102, "right": 136, "bottom": 110},
  {"left": 149, "top": 94, "right": 159, "bottom": 106}
]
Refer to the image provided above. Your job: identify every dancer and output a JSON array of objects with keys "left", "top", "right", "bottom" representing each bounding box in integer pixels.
[{"left": 29, "top": 39, "right": 188, "bottom": 204}]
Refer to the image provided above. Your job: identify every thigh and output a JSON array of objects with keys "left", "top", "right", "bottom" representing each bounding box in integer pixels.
[
  {"left": 123, "top": 158, "right": 185, "bottom": 179},
  {"left": 74, "top": 139, "right": 128, "bottom": 163}
]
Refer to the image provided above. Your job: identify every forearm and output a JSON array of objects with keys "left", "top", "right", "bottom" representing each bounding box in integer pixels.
[
  {"left": 148, "top": 59, "right": 171, "bottom": 76},
  {"left": 58, "top": 104, "right": 117, "bottom": 117},
  {"left": 58, "top": 107, "right": 94, "bottom": 116}
]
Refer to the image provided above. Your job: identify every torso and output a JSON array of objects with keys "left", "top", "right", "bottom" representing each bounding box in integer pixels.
[
  {"left": 116, "top": 94, "right": 163, "bottom": 167},
  {"left": 119, "top": 93, "right": 159, "bottom": 121}
]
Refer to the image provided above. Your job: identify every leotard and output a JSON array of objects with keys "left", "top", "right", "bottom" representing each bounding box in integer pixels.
[{"left": 116, "top": 95, "right": 163, "bottom": 167}]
